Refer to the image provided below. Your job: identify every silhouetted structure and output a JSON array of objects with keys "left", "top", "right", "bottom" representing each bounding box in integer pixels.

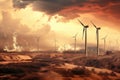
[
  {"left": 102, "top": 35, "right": 107, "bottom": 53},
  {"left": 78, "top": 19, "right": 89, "bottom": 56},
  {"left": 73, "top": 33, "right": 78, "bottom": 53},
  {"left": 91, "top": 21, "right": 101, "bottom": 56}
]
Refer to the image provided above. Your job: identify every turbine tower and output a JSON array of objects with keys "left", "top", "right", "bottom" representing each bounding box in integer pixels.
[
  {"left": 91, "top": 21, "right": 101, "bottom": 56},
  {"left": 54, "top": 38, "right": 57, "bottom": 52},
  {"left": 102, "top": 35, "right": 107, "bottom": 53},
  {"left": 73, "top": 33, "right": 78, "bottom": 53},
  {"left": 116, "top": 39, "right": 119, "bottom": 50},
  {"left": 36, "top": 37, "right": 40, "bottom": 51},
  {"left": 63, "top": 44, "right": 66, "bottom": 51},
  {"left": 78, "top": 19, "right": 89, "bottom": 56}
]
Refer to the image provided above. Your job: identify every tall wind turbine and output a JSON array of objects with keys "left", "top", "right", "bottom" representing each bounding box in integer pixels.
[
  {"left": 91, "top": 21, "right": 101, "bottom": 56},
  {"left": 73, "top": 33, "right": 78, "bottom": 53},
  {"left": 78, "top": 19, "right": 89, "bottom": 56},
  {"left": 102, "top": 35, "right": 107, "bottom": 53}
]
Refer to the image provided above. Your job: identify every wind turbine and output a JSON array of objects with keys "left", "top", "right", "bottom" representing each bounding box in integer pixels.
[
  {"left": 36, "top": 37, "right": 40, "bottom": 51},
  {"left": 91, "top": 21, "right": 101, "bottom": 56},
  {"left": 73, "top": 33, "right": 78, "bottom": 53},
  {"left": 102, "top": 35, "right": 107, "bottom": 53},
  {"left": 78, "top": 19, "right": 89, "bottom": 56},
  {"left": 116, "top": 39, "right": 119, "bottom": 50},
  {"left": 54, "top": 38, "right": 57, "bottom": 52},
  {"left": 63, "top": 44, "right": 66, "bottom": 51}
]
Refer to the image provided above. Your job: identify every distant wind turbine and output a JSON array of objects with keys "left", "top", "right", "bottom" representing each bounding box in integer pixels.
[
  {"left": 116, "top": 39, "right": 119, "bottom": 50},
  {"left": 36, "top": 37, "right": 40, "bottom": 51},
  {"left": 102, "top": 35, "right": 107, "bottom": 53},
  {"left": 54, "top": 38, "right": 57, "bottom": 52},
  {"left": 63, "top": 44, "right": 66, "bottom": 51},
  {"left": 78, "top": 19, "right": 89, "bottom": 56},
  {"left": 91, "top": 21, "right": 101, "bottom": 56},
  {"left": 73, "top": 33, "right": 78, "bottom": 53}
]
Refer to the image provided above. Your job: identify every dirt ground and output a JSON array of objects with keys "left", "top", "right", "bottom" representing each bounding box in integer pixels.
[{"left": 0, "top": 52, "right": 120, "bottom": 80}]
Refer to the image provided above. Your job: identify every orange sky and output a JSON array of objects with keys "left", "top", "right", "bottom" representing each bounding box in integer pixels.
[{"left": 0, "top": 0, "right": 120, "bottom": 51}]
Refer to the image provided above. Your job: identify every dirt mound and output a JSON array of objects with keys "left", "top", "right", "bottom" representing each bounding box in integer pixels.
[
  {"left": 73, "top": 52, "right": 120, "bottom": 73},
  {"left": 0, "top": 54, "right": 32, "bottom": 61}
]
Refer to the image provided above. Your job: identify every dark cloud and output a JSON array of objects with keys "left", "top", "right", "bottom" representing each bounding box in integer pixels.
[
  {"left": 12, "top": 0, "right": 88, "bottom": 18},
  {"left": 12, "top": 0, "right": 31, "bottom": 8},
  {"left": 88, "top": 0, "right": 120, "bottom": 18},
  {"left": 12, "top": 0, "right": 120, "bottom": 23}
]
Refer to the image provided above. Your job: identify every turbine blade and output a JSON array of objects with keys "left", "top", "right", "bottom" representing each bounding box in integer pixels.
[
  {"left": 75, "top": 33, "right": 78, "bottom": 37},
  {"left": 73, "top": 33, "right": 78, "bottom": 38},
  {"left": 78, "top": 19, "right": 85, "bottom": 27},
  {"left": 101, "top": 35, "right": 108, "bottom": 40},
  {"left": 96, "top": 29, "right": 98, "bottom": 34},
  {"left": 101, "top": 38, "right": 104, "bottom": 40},
  {"left": 105, "top": 35, "right": 108, "bottom": 39},
  {"left": 72, "top": 36, "right": 75, "bottom": 38},
  {"left": 96, "top": 30, "right": 98, "bottom": 39},
  {"left": 82, "top": 28, "right": 85, "bottom": 40},
  {"left": 91, "top": 21, "right": 97, "bottom": 28}
]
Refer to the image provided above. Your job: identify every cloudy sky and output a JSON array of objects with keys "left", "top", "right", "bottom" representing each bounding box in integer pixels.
[{"left": 0, "top": 0, "right": 120, "bottom": 51}]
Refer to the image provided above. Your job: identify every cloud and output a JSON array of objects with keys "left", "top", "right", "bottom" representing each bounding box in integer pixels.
[
  {"left": 12, "top": 0, "right": 120, "bottom": 20},
  {"left": 0, "top": 11, "right": 30, "bottom": 49},
  {"left": 0, "top": 11, "right": 54, "bottom": 51},
  {"left": 0, "top": 0, "right": 64, "bottom": 51},
  {"left": 12, "top": 0, "right": 88, "bottom": 20}
]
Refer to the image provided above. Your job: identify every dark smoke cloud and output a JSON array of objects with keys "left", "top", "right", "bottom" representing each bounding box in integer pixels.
[
  {"left": 12, "top": 0, "right": 120, "bottom": 21},
  {"left": 13, "top": 0, "right": 87, "bottom": 14},
  {"left": 12, "top": 0, "right": 88, "bottom": 20}
]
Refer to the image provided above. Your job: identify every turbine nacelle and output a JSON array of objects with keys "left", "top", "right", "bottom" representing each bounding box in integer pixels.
[
  {"left": 97, "top": 27, "right": 101, "bottom": 30},
  {"left": 78, "top": 19, "right": 89, "bottom": 28},
  {"left": 91, "top": 21, "right": 101, "bottom": 30},
  {"left": 84, "top": 25, "right": 89, "bottom": 28},
  {"left": 102, "top": 35, "right": 108, "bottom": 40}
]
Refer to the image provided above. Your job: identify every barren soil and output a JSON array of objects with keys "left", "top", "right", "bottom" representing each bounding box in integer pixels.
[{"left": 0, "top": 52, "right": 120, "bottom": 80}]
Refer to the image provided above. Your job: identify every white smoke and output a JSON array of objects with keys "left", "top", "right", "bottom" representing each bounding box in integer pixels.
[
  {"left": 4, "top": 33, "right": 22, "bottom": 52},
  {"left": 12, "top": 32, "right": 22, "bottom": 52}
]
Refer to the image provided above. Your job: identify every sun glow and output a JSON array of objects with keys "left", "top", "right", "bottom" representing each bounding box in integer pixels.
[{"left": 12, "top": 6, "right": 49, "bottom": 30}]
